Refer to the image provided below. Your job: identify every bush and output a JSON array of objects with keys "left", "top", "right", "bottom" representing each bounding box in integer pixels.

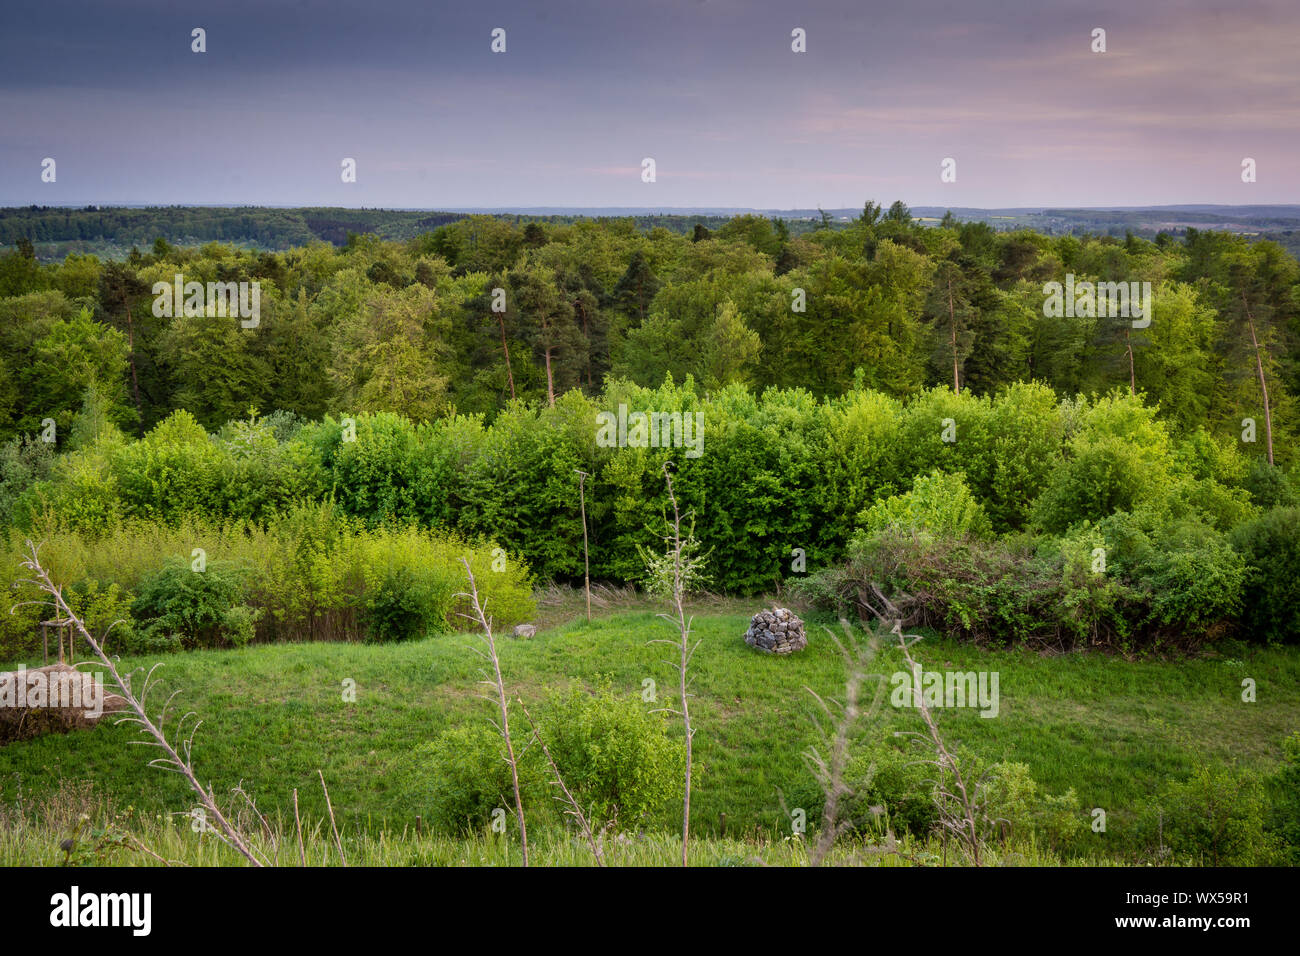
[
  {"left": 0, "top": 507, "right": 536, "bottom": 658},
  {"left": 983, "top": 761, "right": 1084, "bottom": 855},
  {"left": 13, "top": 446, "right": 121, "bottom": 535},
  {"left": 799, "top": 506, "right": 1247, "bottom": 651},
  {"left": 1267, "top": 733, "right": 1300, "bottom": 865},
  {"left": 418, "top": 724, "right": 546, "bottom": 835},
  {"left": 1096, "top": 511, "right": 1245, "bottom": 638},
  {"left": 540, "top": 683, "right": 684, "bottom": 828},
  {"left": 1230, "top": 507, "right": 1300, "bottom": 643},
  {"left": 1242, "top": 458, "right": 1298, "bottom": 509},
  {"left": 1032, "top": 392, "right": 1177, "bottom": 534},
  {"left": 0, "top": 435, "right": 54, "bottom": 525},
  {"left": 1148, "top": 763, "right": 1276, "bottom": 865},
  {"left": 858, "top": 469, "right": 992, "bottom": 538},
  {"left": 799, "top": 527, "right": 1139, "bottom": 649},
  {"left": 838, "top": 738, "right": 937, "bottom": 837},
  {"left": 8, "top": 379, "right": 1282, "bottom": 605},
  {"left": 129, "top": 558, "right": 260, "bottom": 651},
  {"left": 360, "top": 566, "right": 431, "bottom": 643}
]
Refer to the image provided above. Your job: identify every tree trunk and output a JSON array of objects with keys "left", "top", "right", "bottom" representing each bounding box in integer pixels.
[
  {"left": 1125, "top": 327, "right": 1136, "bottom": 396},
  {"left": 577, "top": 471, "right": 591, "bottom": 623},
  {"left": 1242, "top": 293, "right": 1275, "bottom": 466},
  {"left": 544, "top": 347, "right": 555, "bottom": 407},
  {"left": 497, "top": 312, "right": 515, "bottom": 400}
]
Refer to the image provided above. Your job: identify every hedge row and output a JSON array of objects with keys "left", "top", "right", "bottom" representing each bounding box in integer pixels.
[{"left": 5, "top": 376, "right": 1296, "bottom": 630}]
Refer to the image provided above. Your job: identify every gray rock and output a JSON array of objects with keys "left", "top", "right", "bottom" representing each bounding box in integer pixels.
[{"left": 743, "top": 607, "right": 807, "bottom": 655}]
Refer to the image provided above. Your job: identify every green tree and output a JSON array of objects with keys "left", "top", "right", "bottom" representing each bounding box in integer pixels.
[
  {"left": 702, "top": 299, "right": 761, "bottom": 389},
  {"left": 23, "top": 308, "right": 134, "bottom": 436}
]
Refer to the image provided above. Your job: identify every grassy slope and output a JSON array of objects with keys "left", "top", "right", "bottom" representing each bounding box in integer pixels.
[{"left": 1, "top": 607, "right": 1297, "bottom": 859}]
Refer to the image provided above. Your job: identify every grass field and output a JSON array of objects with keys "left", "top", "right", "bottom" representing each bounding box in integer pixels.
[{"left": 2, "top": 592, "right": 1296, "bottom": 867}]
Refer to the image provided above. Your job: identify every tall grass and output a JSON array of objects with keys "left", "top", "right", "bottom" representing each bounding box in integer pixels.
[
  {"left": 1, "top": 501, "right": 535, "bottom": 658},
  {"left": 0, "top": 782, "right": 1086, "bottom": 867}
]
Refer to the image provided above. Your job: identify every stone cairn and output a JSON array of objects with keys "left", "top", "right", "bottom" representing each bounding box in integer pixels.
[{"left": 744, "top": 607, "right": 808, "bottom": 655}]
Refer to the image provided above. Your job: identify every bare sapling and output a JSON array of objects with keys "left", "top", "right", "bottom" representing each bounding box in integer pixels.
[
  {"left": 644, "top": 461, "right": 705, "bottom": 867},
  {"left": 458, "top": 557, "right": 529, "bottom": 867},
  {"left": 890, "top": 619, "right": 987, "bottom": 866},
  {"left": 15, "top": 541, "right": 265, "bottom": 866},
  {"left": 859, "top": 585, "right": 988, "bottom": 866},
  {"left": 518, "top": 697, "right": 605, "bottom": 866},
  {"left": 575, "top": 468, "right": 592, "bottom": 623},
  {"left": 293, "top": 788, "right": 306, "bottom": 866},
  {"left": 802, "top": 621, "right": 886, "bottom": 866},
  {"left": 318, "top": 769, "right": 347, "bottom": 866},
  {"left": 1241, "top": 291, "right": 1275, "bottom": 466}
]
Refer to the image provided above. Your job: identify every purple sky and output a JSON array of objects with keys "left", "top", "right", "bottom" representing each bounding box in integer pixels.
[{"left": 2, "top": 0, "right": 1297, "bottom": 208}]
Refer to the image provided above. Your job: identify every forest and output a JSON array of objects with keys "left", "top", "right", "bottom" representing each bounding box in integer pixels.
[
  {"left": 0, "top": 200, "right": 1296, "bottom": 661},
  {"left": 2, "top": 200, "right": 1296, "bottom": 440}
]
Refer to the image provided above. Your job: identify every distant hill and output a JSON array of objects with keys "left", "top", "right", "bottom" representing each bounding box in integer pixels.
[{"left": 4, "top": 203, "right": 1300, "bottom": 261}]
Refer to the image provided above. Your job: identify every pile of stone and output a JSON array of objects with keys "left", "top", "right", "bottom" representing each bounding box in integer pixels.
[{"left": 743, "top": 607, "right": 808, "bottom": 655}]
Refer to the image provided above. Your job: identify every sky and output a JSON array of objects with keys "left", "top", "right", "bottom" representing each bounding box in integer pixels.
[{"left": 1, "top": 0, "right": 1297, "bottom": 209}]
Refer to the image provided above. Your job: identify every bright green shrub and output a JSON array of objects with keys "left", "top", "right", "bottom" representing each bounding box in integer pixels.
[
  {"left": 454, "top": 393, "right": 597, "bottom": 583},
  {"left": 0, "top": 435, "right": 54, "bottom": 525},
  {"left": 1033, "top": 391, "right": 1177, "bottom": 533},
  {"left": 209, "top": 427, "right": 328, "bottom": 521},
  {"left": 1140, "top": 520, "right": 1244, "bottom": 633},
  {"left": 816, "top": 388, "right": 904, "bottom": 547},
  {"left": 418, "top": 724, "right": 546, "bottom": 835},
  {"left": 65, "top": 578, "right": 136, "bottom": 657},
  {"left": 110, "top": 410, "right": 222, "bottom": 524},
  {"left": 975, "top": 383, "right": 1066, "bottom": 532},
  {"left": 541, "top": 683, "right": 684, "bottom": 828},
  {"left": 892, "top": 387, "right": 994, "bottom": 493},
  {"left": 1268, "top": 733, "right": 1300, "bottom": 864},
  {"left": 1051, "top": 525, "right": 1136, "bottom": 646},
  {"left": 0, "top": 510, "right": 535, "bottom": 656},
  {"left": 859, "top": 470, "right": 992, "bottom": 538},
  {"left": 680, "top": 390, "right": 823, "bottom": 594},
  {"left": 839, "top": 738, "right": 937, "bottom": 837},
  {"left": 313, "top": 412, "right": 424, "bottom": 524},
  {"left": 13, "top": 446, "right": 121, "bottom": 535},
  {"left": 1090, "top": 511, "right": 1245, "bottom": 638}
]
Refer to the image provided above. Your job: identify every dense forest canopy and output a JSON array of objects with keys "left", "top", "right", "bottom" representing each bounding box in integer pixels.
[{"left": 1, "top": 203, "right": 1296, "bottom": 452}]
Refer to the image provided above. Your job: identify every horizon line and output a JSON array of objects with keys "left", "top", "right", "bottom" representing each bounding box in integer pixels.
[{"left": 4, "top": 202, "right": 1300, "bottom": 214}]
